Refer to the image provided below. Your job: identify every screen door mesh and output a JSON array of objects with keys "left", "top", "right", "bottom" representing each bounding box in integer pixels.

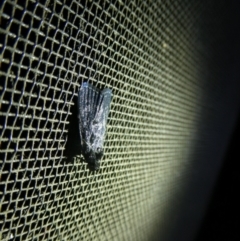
[{"left": 0, "top": 0, "right": 231, "bottom": 241}]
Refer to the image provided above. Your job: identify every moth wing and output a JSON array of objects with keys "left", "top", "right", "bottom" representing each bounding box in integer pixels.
[
  {"left": 78, "top": 82, "right": 100, "bottom": 145},
  {"left": 90, "top": 88, "right": 112, "bottom": 151}
]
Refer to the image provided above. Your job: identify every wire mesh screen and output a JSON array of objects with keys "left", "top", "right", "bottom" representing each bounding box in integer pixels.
[{"left": 0, "top": 0, "right": 237, "bottom": 241}]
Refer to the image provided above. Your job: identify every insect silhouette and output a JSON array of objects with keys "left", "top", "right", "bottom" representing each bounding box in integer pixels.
[{"left": 78, "top": 82, "right": 112, "bottom": 171}]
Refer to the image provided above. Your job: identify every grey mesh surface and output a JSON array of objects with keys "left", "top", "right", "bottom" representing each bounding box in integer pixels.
[{"left": 1, "top": 1, "right": 240, "bottom": 241}]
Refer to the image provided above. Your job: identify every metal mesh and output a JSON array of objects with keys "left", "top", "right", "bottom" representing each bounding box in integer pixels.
[{"left": 0, "top": 0, "right": 235, "bottom": 240}]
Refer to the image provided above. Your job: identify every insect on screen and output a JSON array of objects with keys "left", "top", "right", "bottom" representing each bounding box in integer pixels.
[
  {"left": 1, "top": 1, "right": 240, "bottom": 241},
  {"left": 77, "top": 82, "right": 112, "bottom": 171}
]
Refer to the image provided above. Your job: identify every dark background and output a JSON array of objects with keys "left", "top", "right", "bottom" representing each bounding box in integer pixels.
[
  {"left": 195, "top": 1, "right": 240, "bottom": 240},
  {"left": 195, "top": 111, "right": 240, "bottom": 241}
]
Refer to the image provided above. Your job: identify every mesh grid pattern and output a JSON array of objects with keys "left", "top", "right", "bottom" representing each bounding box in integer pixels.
[{"left": 0, "top": 0, "right": 222, "bottom": 240}]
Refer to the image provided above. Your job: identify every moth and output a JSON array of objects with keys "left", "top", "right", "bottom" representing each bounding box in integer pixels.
[{"left": 78, "top": 82, "right": 112, "bottom": 171}]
